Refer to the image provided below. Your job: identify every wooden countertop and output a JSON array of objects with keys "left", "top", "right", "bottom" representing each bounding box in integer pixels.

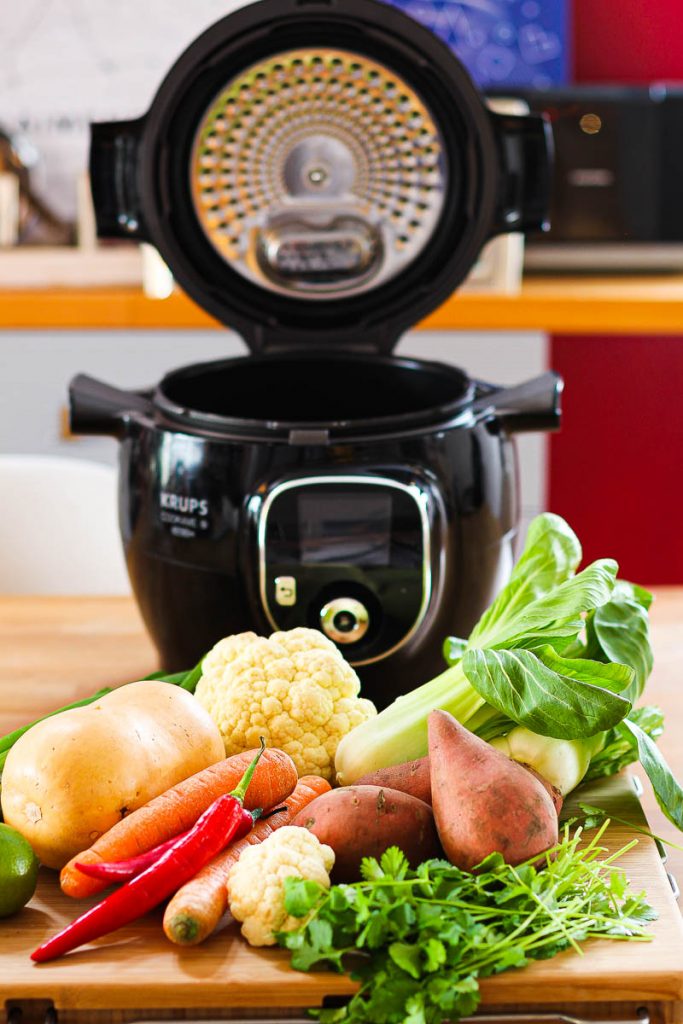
[
  {"left": 4, "top": 274, "right": 683, "bottom": 334},
  {"left": 1, "top": 593, "right": 682, "bottom": 1011}
]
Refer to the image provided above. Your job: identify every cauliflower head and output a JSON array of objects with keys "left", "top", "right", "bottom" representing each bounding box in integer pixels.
[
  {"left": 227, "top": 825, "right": 335, "bottom": 946},
  {"left": 194, "top": 627, "right": 376, "bottom": 778}
]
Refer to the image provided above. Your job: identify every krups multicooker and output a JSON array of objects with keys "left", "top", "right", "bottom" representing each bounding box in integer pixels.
[{"left": 70, "top": 0, "right": 561, "bottom": 707}]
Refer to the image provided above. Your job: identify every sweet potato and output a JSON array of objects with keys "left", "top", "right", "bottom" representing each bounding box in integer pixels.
[
  {"left": 291, "top": 785, "right": 441, "bottom": 881},
  {"left": 355, "top": 757, "right": 432, "bottom": 805},
  {"left": 428, "top": 710, "right": 558, "bottom": 871},
  {"left": 519, "top": 762, "right": 563, "bottom": 816},
  {"left": 356, "top": 754, "right": 562, "bottom": 815}
]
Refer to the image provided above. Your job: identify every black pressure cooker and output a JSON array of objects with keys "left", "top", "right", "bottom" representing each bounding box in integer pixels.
[{"left": 70, "top": 0, "right": 561, "bottom": 709}]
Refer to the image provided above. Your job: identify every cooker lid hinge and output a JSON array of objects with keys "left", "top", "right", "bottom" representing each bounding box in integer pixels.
[{"left": 243, "top": 322, "right": 401, "bottom": 357}]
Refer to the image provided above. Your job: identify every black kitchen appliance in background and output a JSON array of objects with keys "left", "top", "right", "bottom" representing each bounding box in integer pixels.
[
  {"left": 69, "top": 0, "right": 561, "bottom": 708},
  {"left": 501, "top": 85, "right": 683, "bottom": 271}
]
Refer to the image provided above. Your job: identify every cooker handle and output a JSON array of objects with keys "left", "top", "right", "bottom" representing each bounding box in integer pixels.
[
  {"left": 488, "top": 110, "right": 553, "bottom": 236},
  {"left": 473, "top": 371, "right": 563, "bottom": 434},
  {"left": 69, "top": 374, "right": 153, "bottom": 439},
  {"left": 89, "top": 117, "right": 150, "bottom": 241}
]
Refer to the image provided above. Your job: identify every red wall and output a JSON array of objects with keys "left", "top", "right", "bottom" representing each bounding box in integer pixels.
[
  {"left": 547, "top": 0, "right": 683, "bottom": 583},
  {"left": 548, "top": 335, "right": 683, "bottom": 582},
  {"left": 574, "top": 0, "right": 683, "bottom": 82}
]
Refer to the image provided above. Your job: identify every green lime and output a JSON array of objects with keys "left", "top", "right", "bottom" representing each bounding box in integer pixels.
[{"left": 0, "top": 822, "right": 39, "bottom": 917}]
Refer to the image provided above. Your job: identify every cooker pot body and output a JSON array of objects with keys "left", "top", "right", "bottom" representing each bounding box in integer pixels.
[{"left": 98, "top": 352, "right": 527, "bottom": 710}]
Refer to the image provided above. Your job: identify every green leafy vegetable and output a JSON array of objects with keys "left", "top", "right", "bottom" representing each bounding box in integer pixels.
[
  {"left": 145, "top": 658, "right": 205, "bottom": 692},
  {"left": 568, "top": 803, "right": 683, "bottom": 858},
  {"left": 469, "top": 557, "right": 618, "bottom": 650},
  {"left": 584, "top": 706, "right": 663, "bottom": 783},
  {"left": 442, "top": 635, "right": 467, "bottom": 666},
  {"left": 466, "top": 513, "right": 582, "bottom": 649},
  {"left": 334, "top": 512, "right": 664, "bottom": 806},
  {"left": 590, "top": 599, "right": 653, "bottom": 703},
  {"left": 622, "top": 719, "right": 683, "bottom": 830},
  {"left": 462, "top": 647, "right": 632, "bottom": 739},
  {"left": 278, "top": 835, "right": 655, "bottom": 1024},
  {"left": 534, "top": 646, "right": 634, "bottom": 693}
]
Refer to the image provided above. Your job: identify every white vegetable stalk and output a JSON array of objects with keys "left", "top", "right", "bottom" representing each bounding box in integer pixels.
[
  {"left": 490, "top": 728, "right": 605, "bottom": 796},
  {"left": 335, "top": 660, "right": 490, "bottom": 785}
]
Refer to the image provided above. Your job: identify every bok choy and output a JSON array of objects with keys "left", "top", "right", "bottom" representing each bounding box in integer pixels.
[{"left": 334, "top": 513, "right": 683, "bottom": 830}]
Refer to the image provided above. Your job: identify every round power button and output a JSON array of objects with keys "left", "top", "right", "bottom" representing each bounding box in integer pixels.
[{"left": 320, "top": 597, "right": 369, "bottom": 644}]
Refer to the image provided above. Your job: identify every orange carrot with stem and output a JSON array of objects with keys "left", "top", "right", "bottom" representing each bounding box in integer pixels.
[
  {"left": 163, "top": 774, "right": 331, "bottom": 946},
  {"left": 60, "top": 748, "right": 297, "bottom": 899}
]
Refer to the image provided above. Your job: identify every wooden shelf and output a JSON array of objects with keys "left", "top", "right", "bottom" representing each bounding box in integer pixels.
[{"left": 2, "top": 274, "right": 683, "bottom": 333}]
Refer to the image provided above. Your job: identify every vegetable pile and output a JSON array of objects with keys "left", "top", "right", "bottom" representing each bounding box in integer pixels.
[{"left": 0, "top": 510, "right": 681, "bottom": 1011}]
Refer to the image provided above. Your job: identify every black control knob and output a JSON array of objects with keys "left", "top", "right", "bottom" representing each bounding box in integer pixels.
[{"left": 320, "top": 597, "right": 369, "bottom": 644}]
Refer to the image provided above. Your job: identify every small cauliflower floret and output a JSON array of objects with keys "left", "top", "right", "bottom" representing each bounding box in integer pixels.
[
  {"left": 195, "top": 627, "right": 376, "bottom": 779},
  {"left": 227, "top": 825, "right": 335, "bottom": 946}
]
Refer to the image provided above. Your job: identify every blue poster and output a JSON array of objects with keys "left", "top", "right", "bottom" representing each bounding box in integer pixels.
[{"left": 385, "top": 0, "right": 568, "bottom": 87}]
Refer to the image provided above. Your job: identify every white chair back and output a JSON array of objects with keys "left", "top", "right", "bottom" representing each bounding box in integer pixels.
[{"left": 0, "top": 455, "right": 130, "bottom": 594}]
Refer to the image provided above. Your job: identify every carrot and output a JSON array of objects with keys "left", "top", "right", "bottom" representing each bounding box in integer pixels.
[
  {"left": 163, "top": 774, "right": 331, "bottom": 946},
  {"left": 60, "top": 748, "right": 297, "bottom": 900}
]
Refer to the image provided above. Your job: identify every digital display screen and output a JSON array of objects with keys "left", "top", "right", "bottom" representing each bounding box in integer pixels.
[{"left": 297, "top": 492, "right": 392, "bottom": 567}]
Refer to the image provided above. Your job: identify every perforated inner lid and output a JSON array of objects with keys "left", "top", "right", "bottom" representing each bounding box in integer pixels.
[{"left": 190, "top": 47, "right": 446, "bottom": 299}]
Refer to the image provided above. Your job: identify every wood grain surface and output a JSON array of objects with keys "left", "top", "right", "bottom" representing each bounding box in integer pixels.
[{"left": 1, "top": 593, "right": 682, "bottom": 1011}]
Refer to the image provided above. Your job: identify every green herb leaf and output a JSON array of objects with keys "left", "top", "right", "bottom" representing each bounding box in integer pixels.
[
  {"left": 623, "top": 719, "right": 683, "bottom": 829},
  {"left": 404, "top": 994, "right": 427, "bottom": 1024},
  {"left": 380, "top": 847, "right": 410, "bottom": 880},
  {"left": 360, "top": 857, "right": 385, "bottom": 882},
  {"left": 389, "top": 942, "right": 423, "bottom": 979},
  {"left": 283, "top": 876, "right": 324, "bottom": 917},
  {"left": 462, "top": 647, "right": 632, "bottom": 739},
  {"left": 423, "top": 937, "right": 447, "bottom": 972}
]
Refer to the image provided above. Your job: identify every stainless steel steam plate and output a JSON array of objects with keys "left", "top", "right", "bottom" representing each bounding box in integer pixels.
[{"left": 190, "top": 48, "right": 445, "bottom": 298}]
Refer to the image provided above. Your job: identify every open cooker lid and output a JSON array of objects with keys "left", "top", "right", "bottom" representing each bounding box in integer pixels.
[{"left": 90, "top": 0, "right": 551, "bottom": 354}]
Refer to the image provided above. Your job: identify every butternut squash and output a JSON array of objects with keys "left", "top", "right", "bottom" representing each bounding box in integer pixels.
[{"left": 0, "top": 681, "right": 224, "bottom": 869}]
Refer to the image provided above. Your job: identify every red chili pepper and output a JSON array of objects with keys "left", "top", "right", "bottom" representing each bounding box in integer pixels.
[
  {"left": 31, "top": 740, "right": 266, "bottom": 962},
  {"left": 73, "top": 806, "right": 261, "bottom": 883}
]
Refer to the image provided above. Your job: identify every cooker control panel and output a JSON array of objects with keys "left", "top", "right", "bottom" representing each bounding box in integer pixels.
[{"left": 257, "top": 475, "right": 432, "bottom": 666}]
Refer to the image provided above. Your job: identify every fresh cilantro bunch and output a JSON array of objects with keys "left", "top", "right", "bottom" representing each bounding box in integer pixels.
[{"left": 278, "top": 828, "right": 656, "bottom": 1024}]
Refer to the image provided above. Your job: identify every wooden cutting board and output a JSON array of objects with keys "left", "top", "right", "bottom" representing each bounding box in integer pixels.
[{"left": 1, "top": 774, "right": 682, "bottom": 1015}]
